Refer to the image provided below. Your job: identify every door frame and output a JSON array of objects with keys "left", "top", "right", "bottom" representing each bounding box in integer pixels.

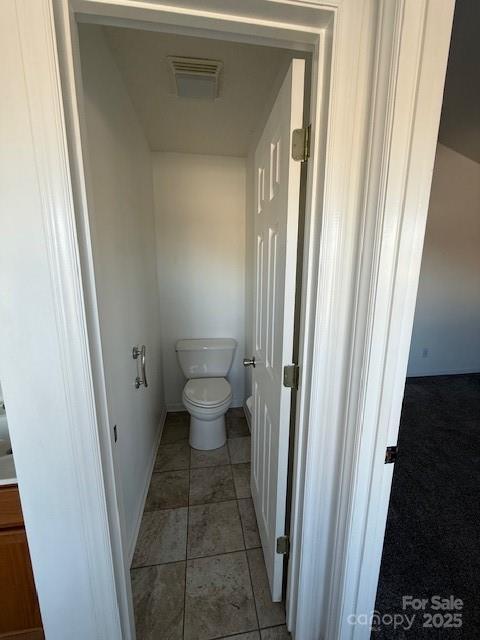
[{"left": 0, "top": 1, "right": 454, "bottom": 639}]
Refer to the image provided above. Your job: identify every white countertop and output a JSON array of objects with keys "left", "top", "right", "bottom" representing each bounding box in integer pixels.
[
  {"left": 0, "top": 414, "right": 17, "bottom": 485},
  {"left": 0, "top": 453, "right": 17, "bottom": 486}
]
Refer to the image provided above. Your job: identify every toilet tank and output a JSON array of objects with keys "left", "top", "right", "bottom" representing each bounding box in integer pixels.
[{"left": 176, "top": 338, "right": 237, "bottom": 379}]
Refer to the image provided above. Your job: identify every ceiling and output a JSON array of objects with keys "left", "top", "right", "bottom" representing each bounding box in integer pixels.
[
  {"left": 438, "top": 0, "right": 480, "bottom": 164},
  {"left": 103, "top": 26, "right": 300, "bottom": 157}
]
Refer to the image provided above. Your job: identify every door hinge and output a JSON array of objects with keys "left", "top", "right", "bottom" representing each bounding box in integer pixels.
[
  {"left": 283, "top": 364, "right": 299, "bottom": 390},
  {"left": 277, "top": 535, "right": 290, "bottom": 555},
  {"left": 385, "top": 446, "right": 398, "bottom": 464},
  {"left": 292, "top": 124, "right": 311, "bottom": 162}
]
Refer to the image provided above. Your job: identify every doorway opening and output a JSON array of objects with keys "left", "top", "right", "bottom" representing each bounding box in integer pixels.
[
  {"left": 374, "top": 1, "right": 480, "bottom": 636},
  {"left": 76, "top": 20, "right": 312, "bottom": 639}
]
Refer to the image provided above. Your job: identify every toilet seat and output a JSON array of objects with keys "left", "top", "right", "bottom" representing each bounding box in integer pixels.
[{"left": 183, "top": 377, "right": 231, "bottom": 408}]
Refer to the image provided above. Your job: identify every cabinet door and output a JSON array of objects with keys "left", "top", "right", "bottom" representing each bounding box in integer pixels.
[{"left": 0, "top": 528, "right": 43, "bottom": 635}]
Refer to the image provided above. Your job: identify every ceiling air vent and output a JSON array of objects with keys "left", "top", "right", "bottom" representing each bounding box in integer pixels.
[{"left": 168, "top": 56, "right": 223, "bottom": 100}]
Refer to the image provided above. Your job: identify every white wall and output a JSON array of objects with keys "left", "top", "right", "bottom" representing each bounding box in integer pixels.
[
  {"left": 152, "top": 153, "right": 246, "bottom": 409},
  {"left": 79, "top": 25, "right": 164, "bottom": 551},
  {"left": 408, "top": 143, "right": 480, "bottom": 376}
]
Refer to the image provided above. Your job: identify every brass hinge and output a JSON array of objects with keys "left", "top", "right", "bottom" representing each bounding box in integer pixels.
[
  {"left": 291, "top": 124, "right": 311, "bottom": 162},
  {"left": 283, "top": 364, "right": 299, "bottom": 390},
  {"left": 385, "top": 446, "right": 398, "bottom": 464},
  {"left": 276, "top": 535, "right": 290, "bottom": 555}
]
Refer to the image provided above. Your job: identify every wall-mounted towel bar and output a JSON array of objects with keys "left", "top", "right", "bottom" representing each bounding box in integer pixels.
[{"left": 132, "top": 345, "right": 148, "bottom": 389}]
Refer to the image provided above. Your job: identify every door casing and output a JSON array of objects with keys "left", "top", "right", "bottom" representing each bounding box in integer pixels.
[{"left": 0, "top": 1, "right": 454, "bottom": 639}]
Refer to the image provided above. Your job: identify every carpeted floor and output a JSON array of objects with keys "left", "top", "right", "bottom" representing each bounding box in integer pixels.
[{"left": 373, "top": 374, "right": 480, "bottom": 639}]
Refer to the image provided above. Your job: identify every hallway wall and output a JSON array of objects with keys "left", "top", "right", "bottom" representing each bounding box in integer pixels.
[
  {"left": 408, "top": 143, "right": 480, "bottom": 376},
  {"left": 152, "top": 152, "right": 246, "bottom": 409},
  {"left": 79, "top": 25, "right": 165, "bottom": 552}
]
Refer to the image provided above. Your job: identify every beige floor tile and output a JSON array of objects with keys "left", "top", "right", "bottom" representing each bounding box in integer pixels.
[
  {"left": 188, "top": 500, "right": 244, "bottom": 558},
  {"left": 228, "top": 437, "right": 251, "bottom": 464},
  {"left": 132, "top": 508, "right": 187, "bottom": 567},
  {"left": 260, "top": 626, "right": 290, "bottom": 639},
  {"left": 227, "top": 416, "right": 250, "bottom": 438},
  {"left": 189, "top": 466, "right": 236, "bottom": 505},
  {"left": 247, "top": 548, "right": 286, "bottom": 628},
  {"left": 184, "top": 552, "right": 257, "bottom": 640},
  {"left": 161, "top": 421, "right": 190, "bottom": 444},
  {"left": 132, "top": 562, "right": 185, "bottom": 640},
  {"left": 218, "top": 634, "right": 260, "bottom": 640},
  {"left": 145, "top": 470, "right": 189, "bottom": 511},
  {"left": 165, "top": 411, "right": 189, "bottom": 424},
  {"left": 232, "top": 463, "right": 251, "bottom": 499},
  {"left": 190, "top": 444, "right": 230, "bottom": 468},
  {"left": 154, "top": 441, "right": 190, "bottom": 471},
  {"left": 227, "top": 407, "right": 245, "bottom": 419},
  {"left": 238, "top": 498, "right": 261, "bottom": 549}
]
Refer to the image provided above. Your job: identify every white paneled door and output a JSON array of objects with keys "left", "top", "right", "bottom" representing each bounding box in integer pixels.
[{"left": 250, "top": 59, "right": 305, "bottom": 601}]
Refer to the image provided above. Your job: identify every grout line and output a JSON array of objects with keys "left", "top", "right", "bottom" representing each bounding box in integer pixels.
[
  {"left": 133, "top": 548, "right": 260, "bottom": 572},
  {"left": 262, "top": 625, "right": 288, "bottom": 630},
  {"left": 131, "top": 558, "right": 186, "bottom": 572},
  {"left": 183, "top": 443, "right": 192, "bottom": 640},
  {"left": 208, "top": 627, "right": 260, "bottom": 640},
  {"left": 152, "top": 467, "right": 190, "bottom": 474},
  {"left": 179, "top": 463, "right": 235, "bottom": 474},
  {"left": 240, "top": 491, "right": 261, "bottom": 632},
  {"left": 246, "top": 554, "right": 261, "bottom": 632},
  {"left": 229, "top": 461, "right": 241, "bottom": 501},
  {"left": 205, "top": 624, "right": 289, "bottom": 640},
  {"left": 144, "top": 418, "right": 258, "bottom": 639},
  {"left": 235, "top": 492, "right": 248, "bottom": 556},
  {"left": 187, "top": 546, "right": 248, "bottom": 562},
  {"left": 144, "top": 494, "right": 246, "bottom": 513}
]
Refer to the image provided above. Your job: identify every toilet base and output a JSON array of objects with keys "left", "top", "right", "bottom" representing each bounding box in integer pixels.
[{"left": 189, "top": 414, "right": 226, "bottom": 450}]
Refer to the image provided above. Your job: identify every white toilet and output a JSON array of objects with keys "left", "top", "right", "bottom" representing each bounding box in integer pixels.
[{"left": 176, "top": 338, "right": 237, "bottom": 450}]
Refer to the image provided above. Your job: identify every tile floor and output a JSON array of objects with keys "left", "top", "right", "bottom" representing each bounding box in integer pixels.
[{"left": 131, "top": 408, "right": 290, "bottom": 640}]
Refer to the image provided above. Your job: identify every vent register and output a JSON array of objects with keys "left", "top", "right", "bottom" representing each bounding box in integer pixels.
[{"left": 168, "top": 56, "right": 223, "bottom": 100}]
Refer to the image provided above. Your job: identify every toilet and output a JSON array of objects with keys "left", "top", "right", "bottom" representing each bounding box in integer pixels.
[{"left": 176, "top": 338, "right": 237, "bottom": 450}]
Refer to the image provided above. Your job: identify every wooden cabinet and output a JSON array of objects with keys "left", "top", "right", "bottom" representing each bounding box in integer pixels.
[{"left": 0, "top": 484, "right": 43, "bottom": 639}]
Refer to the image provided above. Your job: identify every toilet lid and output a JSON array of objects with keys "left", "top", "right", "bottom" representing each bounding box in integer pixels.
[{"left": 184, "top": 378, "right": 232, "bottom": 407}]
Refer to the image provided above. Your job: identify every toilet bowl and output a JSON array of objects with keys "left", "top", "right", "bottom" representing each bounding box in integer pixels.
[
  {"left": 176, "top": 338, "right": 237, "bottom": 450},
  {"left": 182, "top": 378, "right": 232, "bottom": 449}
]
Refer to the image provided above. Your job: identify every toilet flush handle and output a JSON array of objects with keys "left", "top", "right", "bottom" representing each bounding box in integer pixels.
[{"left": 243, "top": 356, "right": 256, "bottom": 368}]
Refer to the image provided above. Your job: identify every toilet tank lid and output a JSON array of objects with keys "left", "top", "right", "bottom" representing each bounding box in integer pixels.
[{"left": 176, "top": 338, "right": 237, "bottom": 352}]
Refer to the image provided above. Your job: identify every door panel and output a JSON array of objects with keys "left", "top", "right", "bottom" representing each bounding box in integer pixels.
[{"left": 251, "top": 59, "right": 305, "bottom": 601}]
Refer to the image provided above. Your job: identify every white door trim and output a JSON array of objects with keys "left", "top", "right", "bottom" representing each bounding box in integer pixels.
[
  {"left": 0, "top": 1, "right": 122, "bottom": 638},
  {"left": 331, "top": 3, "right": 455, "bottom": 638},
  {"left": 289, "top": 2, "right": 454, "bottom": 637},
  {"left": 52, "top": 3, "right": 331, "bottom": 638},
  {"left": 1, "top": 1, "right": 454, "bottom": 639}
]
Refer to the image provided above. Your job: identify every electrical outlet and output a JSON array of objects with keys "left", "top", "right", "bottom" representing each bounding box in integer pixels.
[{"left": 422, "top": 348, "right": 429, "bottom": 358}]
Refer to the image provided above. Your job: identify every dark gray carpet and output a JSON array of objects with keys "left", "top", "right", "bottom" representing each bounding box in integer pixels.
[{"left": 372, "top": 374, "right": 480, "bottom": 639}]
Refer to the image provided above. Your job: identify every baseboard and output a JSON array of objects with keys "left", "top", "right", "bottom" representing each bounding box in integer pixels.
[
  {"left": 166, "top": 402, "right": 185, "bottom": 413},
  {"left": 231, "top": 396, "right": 245, "bottom": 409},
  {"left": 407, "top": 368, "right": 480, "bottom": 378},
  {"left": 243, "top": 401, "right": 252, "bottom": 433},
  {"left": 127, "top": 405, "right": 167, "bottom": 565}
]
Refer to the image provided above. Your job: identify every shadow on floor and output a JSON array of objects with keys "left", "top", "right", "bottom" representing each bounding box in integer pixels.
[{"left": 373, "top": 374, "right": 480, "bottom": 639}]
